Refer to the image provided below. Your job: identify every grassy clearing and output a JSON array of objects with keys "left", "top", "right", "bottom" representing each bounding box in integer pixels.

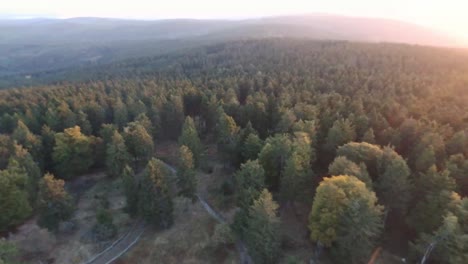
[
  {"left": 119, "top": 197, "right": 238, "bottom": 264},
  {"left": 8, "top": 173, "right": 132, "bottom": 264}
]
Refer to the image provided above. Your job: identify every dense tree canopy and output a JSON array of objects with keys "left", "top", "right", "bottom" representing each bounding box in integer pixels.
[{"left": 1, "top": 38, "right": 468, "bottom": 261}]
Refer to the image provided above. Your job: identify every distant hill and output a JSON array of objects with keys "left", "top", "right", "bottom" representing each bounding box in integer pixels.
[{"left": 0, "top": 14, "right": 464, "bottom": 87}]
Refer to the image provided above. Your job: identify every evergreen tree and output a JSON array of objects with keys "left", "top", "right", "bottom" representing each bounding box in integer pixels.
[
  {"left": 280, "top": 133, "right": 313, "bottom": 203},
  {"left": 138, "top": 158, "right": 173, "bottom": 229},
  {"left": 106, "top": 131, "right": 131, "bottom": 177},
  {"left": 99, "top": 124, "right": 118, "bottom": 147},
  {"left": 408, "top": 166, "right": 457, "bottom": 234},
  {"left": 178, "top": 116, "right": 203, "bottom": 167},
  {"left": 244, "top": 189, "right": 281, "bottom": 264},
  {"left": 0, "top": 239, "right": 18, "bottom": 264},
  {"left": 37, "top": 173, "right": 74, "bottom": 231},
  {"left": 112, "top": 98, "right": 129, "bottom": 129},
  {"left": 52, "top": 126, "right": 94, "bottom": 179},
  {"left": 0, "top": 167, "right": 32, "bottom": 231},
  {"left": 232, "top": 160, "right": 266, "bottom": 237},
  {"left": 124, "top": 122, "right": 154, "bottom": 168},
  {"left": 216, "top": 109, "right": 240, "bottom": 166},
  {"left": 361, "top": 128, "right": 376, "bottom": 144},
  {"left": 376, "top": 147, "right": 411, "bottom": 215},
  {"left": 410, "top": 210, "right": 468, "bottom": 264},
  {"left": 258, "top": 134, "right": 292, "bottom": 191},
  {"left": 241, "top": 133, "right": 264, "bottom": 162},
  {"left": 41, "top": 125, "right": 55, "bottom": 172},
  {"left": 176, "top": 145, "right": 197, "bottom": 200},
  {"left": 323, "top": 118, "right": 357, "bottom": 160},
  {"left": 122, "top": 165, "right": 138, "bottom": 216},
  {"left": 11, "top": 120, "right": 42, "bottom": 165},
  {"left": 8, "top": 144, "right": 41, "bottom": 204}
]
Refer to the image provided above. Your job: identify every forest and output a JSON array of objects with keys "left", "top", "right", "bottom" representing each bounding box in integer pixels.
[{"left": 1, "top": 39, "right": 468, "bottom": 263}]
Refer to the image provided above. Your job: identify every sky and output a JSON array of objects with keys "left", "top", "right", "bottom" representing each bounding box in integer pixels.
[{"left": 2, "top": 0, "right": 468, "bottom": 42}]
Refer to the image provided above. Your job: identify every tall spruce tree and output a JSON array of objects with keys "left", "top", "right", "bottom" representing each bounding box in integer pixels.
[{"left": 138, "top": 158, "right": 173, "bottom": 229}]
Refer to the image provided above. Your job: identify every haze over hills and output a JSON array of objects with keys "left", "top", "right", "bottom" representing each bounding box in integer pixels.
[{"left": 0, "top": 14, "right": 465, "bottom": 88}]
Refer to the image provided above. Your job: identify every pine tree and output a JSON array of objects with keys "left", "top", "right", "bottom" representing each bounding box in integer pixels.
[
  {"left": 362, "top": 128, "right": 376, "bottom": 144},
  {"left": 122, "top": 165, "right": 138, "bottom": 217},
  {"left": 232, "top": 160, "right": 266, "bottom": 237},
  {"left": 37, "top": 173, "right": 74, "bottom": 231},
  {"left": 323, "top": 118, "right": 357, "bottom": 160},
  {"left": 138, "top": 158, "right": 173, "bottom": 229},
  {"left": 106, "top": 131, "right": 131, "bottom": 177},
  {"left": 280, "top": 133, "right": 313, "bottom": 203},
  {"left": 52, "top": 126, "right": 94, "bottom": 179},
  {"left": 244, "top": 189, "right": 281, "bottom": 264},
  {"left": 241, "top": 133, "right": 264, "bottom": 162},
  {"left": 8, "top": 144, "right": 41, "bottom": 204},
  {"left": 176, "top": 145, "right": 197, "bottom": 200},
  {"left": 124, "top": 122, "right": 154, "bottom": 168},
  {"left": 258, "top": 134, "right": 292, "bottom": 191},
  {"left": 0, "top": 167, "right": 32, "bottom": 231},
  {"left": 179, "top": 116, "right": 203, "bottom": 167},
  {"left": 376, "top": 147, "right": 411, "bottom": 214}
]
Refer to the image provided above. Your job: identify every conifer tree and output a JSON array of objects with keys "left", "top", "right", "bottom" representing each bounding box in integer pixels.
[
  {"left": 245, "top": 189, "right": 281, "bottom": 264},
  {"left": 138, "top": 158, "right": 173, "bottom": 229},
  {"left": 106, "top": 131, "right": 131, "bottom": 177},
  {"left": 179, "top": 116, "right": 203, "bottom": 167},
  {"left": 176, "top": 145, "right": 197, "bottom": 200},
  {"left": 122, "top": 165, "right": 138, "bottom": 216},
  {"left": 37, "top": 173, "right": 74, "bottom": 231}
]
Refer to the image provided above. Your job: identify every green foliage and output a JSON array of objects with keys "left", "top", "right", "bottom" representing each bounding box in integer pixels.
[
  {"left": 179, "top": 116, "right": 203, "bottom": 167},
  {"left": 328, "top": 156, "right": 372, "bottom": 187},
  {"left": 324, "top": 118, "right": 357, "bottom": 159},
  {"left": 11, "top": 120, "right": 42, "bottom": 165},
  {"left": 216, "top": 109, "right": 240, "bottom": 166},
  {"left": 0, "top": 239, "right": 18, "bottom": 264},
  {"left": 336, "top": 142, "right": 383, "bottom": 178},
  {"left": 244, "top": 189, "right": 281, "bottom": 264},
  {"left": 281, "top": 133, "right": 313, "bottom": 203},
  {"left": 376, "top": 147, "right": 411, "bottom": 213},
  {"left": 124, "top": 122, "right": 154, "bottom": 167},
  {"left": 410, "top": 210, "right": 468, "bottom": 264},
  {"left": 138, "top": 158, "right": 173, "bottom": 229},
  {"left": 241, "top": 133, "right": 264, "bottom": 162},
  {"left": 258, "top": 134, "right": 292, "bottom": 190},
  {"left": 93, "top": 209, "right": 117, "bottom": 241},
  {"left": 105, "top": 131, "right": 131, "bottom": 177},
  {"left": 121, "top": 166, "right": 138, "bottom": 217},
  {"left": 8, "top": 144, "right": 41, "bottom": 204},
  {"left": 52, "top": 126, "right": 94, "bottom": 179},
  {"left": 0, "top": 166, "right": 32, "bottom": 231},
  {"left": 232, "top": 160, "right": 265, "bottom": 237},
  {"left": 37, "top": 173, "right": 74, "bottom": 231},
  {"left": 309, "top": 175, "right": 383, "bottom": 264},
  {"left": 408, "top": 166, "right": 457, "bottom": 234},
  {"left": 176, "top": 145, "right": 197, "bottom": 200}
]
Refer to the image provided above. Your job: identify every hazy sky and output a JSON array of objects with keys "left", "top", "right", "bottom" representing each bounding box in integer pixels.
[{"left": 3, "top": 0, "right": 468, "bottom": 41}]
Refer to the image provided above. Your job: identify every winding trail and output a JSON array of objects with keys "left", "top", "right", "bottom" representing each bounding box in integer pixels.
[
  {"left": 81, "top": 162, "right": 252, "bottom": 264},
  {"left": 82, "top": 221, "right": 145, "bottom": 264}
]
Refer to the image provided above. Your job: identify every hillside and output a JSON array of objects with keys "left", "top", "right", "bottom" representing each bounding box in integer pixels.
[{"left": 0, "top": 14, "right": 464, "bottom": 89}]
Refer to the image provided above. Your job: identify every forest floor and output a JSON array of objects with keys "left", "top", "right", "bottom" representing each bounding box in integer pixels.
[{"left": 8, "top": 171, "right": 133, "bottom": 264}]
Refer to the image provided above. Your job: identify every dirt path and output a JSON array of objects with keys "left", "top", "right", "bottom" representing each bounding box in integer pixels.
[
  {"left": 196, "top": 194, "right": 252, "bottom": 264},
  {"left": 82, "top": 221, "right": 145, "bottom": 264},
  {"left": 81, "top": 162, "right": 252, "bottom": 264}
]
